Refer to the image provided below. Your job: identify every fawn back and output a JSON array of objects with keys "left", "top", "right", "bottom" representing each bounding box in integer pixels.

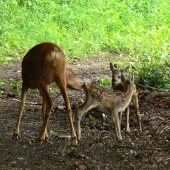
[{"left": 13, "top": 42, "right": 82, "bottom": 145}]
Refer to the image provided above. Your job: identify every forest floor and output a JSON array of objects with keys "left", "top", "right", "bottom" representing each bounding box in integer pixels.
[{"left": 0, "top": 53, "right": 170, "bottom": 170}]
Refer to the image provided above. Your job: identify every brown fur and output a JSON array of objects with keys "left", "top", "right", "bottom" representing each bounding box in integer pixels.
[
  {"left": 13, "top": 42, "right": 83, "bottom": 145},
  {"left": 76, "top": 74, "right": 136, "bottom": 141},
  {"left": 110, "top": 62, "right": 142, "bottom": 133}
]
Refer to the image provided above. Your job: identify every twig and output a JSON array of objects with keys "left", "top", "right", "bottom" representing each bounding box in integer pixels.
[
  {"left": 12, "top": 98, "right": 41, "bottom": 105},
  {"left": 136, "top": 83, "right": 168, "bottom": 92},
  {"left": 112, "top": 145, "right": 170, "bottom": 151},
  {"left": 53, "top": 92, "right": 62, "bottom": 102}
]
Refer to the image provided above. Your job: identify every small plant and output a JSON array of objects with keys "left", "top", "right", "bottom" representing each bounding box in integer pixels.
[
  {"left": 114, "top": 151, "right": 120, "bottom": 156},
  {"left": 62, "top": 142, "right": 72, "bottom": 154},
  {"left": 130, "top": 149, "right": 137, "bottom": 156},
  {"left": 0, "top": 79, "right": 8, "bottom": 94},
  {"left": 10, "top": 78, "right": 22, "bottom": 94},
  {"left": 89, "top": 115, "right": 96, "bottom": 122},
  {"left": 49, "top": 130, "right": 58, "bottom": 137},
  {"left": 99, "top": 78, "right": 111, "bottom": 87},
  {"left": 49, "top": 87, "right": 60, "bottom": 93}
]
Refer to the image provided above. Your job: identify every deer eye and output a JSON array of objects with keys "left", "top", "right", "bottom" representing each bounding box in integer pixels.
[{"left": 118, "top": 76, "right": 121, "bottom": 79}]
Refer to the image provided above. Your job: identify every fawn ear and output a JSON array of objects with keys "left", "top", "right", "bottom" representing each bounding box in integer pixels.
[
  {"left": 121, "top": 66, "right": 130, "bottom": 74},
  {"left": 110, "top": 62, "right": 117, "bottom": 71},
  {"left": 130, "top": 74, "right": 134, "bottom": 83},
  {"left": 121, "top": 73, "right": 126, "bottom": 84}
]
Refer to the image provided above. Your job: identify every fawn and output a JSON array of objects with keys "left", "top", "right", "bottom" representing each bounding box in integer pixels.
[
  {"left": 76, "top": 72, "right": 136, "bottom": 141},
  {"left": 110, "top": 62, "right": 142, "bottom": 133},
  {"left": 13, "top": 42, "right": 83, "bottom": 145}
]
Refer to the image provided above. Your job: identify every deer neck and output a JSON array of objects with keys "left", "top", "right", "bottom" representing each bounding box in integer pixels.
[{"left": 123, "top": 87, "right": 133, "bottom": 106}]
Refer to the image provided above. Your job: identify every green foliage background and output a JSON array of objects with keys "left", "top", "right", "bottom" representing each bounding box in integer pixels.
[{"left": 0, "top": 0, "right": 170, "bottom": 88}]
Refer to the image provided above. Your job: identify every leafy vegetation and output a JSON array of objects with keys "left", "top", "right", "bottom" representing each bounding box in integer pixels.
[
  {"left": 99, "top": 78, "right": 111, "bottom": 87},
  {"left": 49, "top": 130, "right": 58, "bottom": 137},
  {"left": 10, "top": 78, "right": 22, "bottom": 94},
  {"left": 137, "top": 58, "right": 170, "bottom": 88},
  {"left": 0, "top": 79, "right": 8, "bottom": 94},
  {"left": 0, "top": 0, "right": 169, "bottom": 88}
]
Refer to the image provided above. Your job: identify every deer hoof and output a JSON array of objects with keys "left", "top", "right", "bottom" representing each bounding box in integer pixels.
[
  {"left": 139, "top": 129, "right": 143, "bottom": 133},
  {"left": 117, "top": 137, "right": 123, "bottom": 141},
  {"left": 71, "top": 137, "right": 78, "bottom": 146},
  {"left": 12, "top": 133, "right": 19, "bottom": 140},
  {"left": 32, "top": 138, "right": 44, "bottom": 144},
  {"left": 126, "top": 128, "right": 131, "bottom": 133},
  {"left": 45, "top": 137, "right": 49, "bottom": 141}
]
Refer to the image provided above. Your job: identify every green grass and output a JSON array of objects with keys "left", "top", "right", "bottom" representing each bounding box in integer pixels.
[{"left": 0, "top": 0, "right": 170, "bottom": 88}]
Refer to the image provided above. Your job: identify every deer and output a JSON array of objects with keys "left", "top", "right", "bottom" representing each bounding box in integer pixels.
[
  {"left": 110, "top": 62, "right": 142, "bottom": 133},
  {"left": 12, "top": 42, "right": 83, "bottom": 145},
  {"left": 76, "top": 72, "right": 136, "bottom": 141}
]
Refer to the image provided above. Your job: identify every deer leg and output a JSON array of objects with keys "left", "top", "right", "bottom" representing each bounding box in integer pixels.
[
  {"left": 36, "top": 84, "right": 53, "bottom": 144},
  {"left": 76, "top": 99, "right": 97, "bottom": 140},
  {"left": 111, "top": 110, "right": 122, "bottom": 141},
  {"left": 42, "top": 98, "right": 48, "bottom": 140},
  {"left": 119, "top": 111, "right": 122, "bottom": 126},
  {"left": 125, "top": 107, "right": 130, "bottom": 133},
  {"left": 13, "top": 82, "right": 28, "bottom": 140},
  {"left": 57, "top": 76, "right": 77, "bottom": 146},
  {"left": 132, "top": 93, "right": 142, "bottom": 132},
  {"left": 41, "top": 86, "right": 50, "bottom": 140}
]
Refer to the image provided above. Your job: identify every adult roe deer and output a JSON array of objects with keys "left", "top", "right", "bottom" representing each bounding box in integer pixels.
[
  {"left": 110, "top": 62, "right": 142, "bottom": 133},
  {"left": 76, "top": 72, "right": 136, "bottom": 141},
  {"left": 13, "top": 42, "right": 83, "bottom": 145}
]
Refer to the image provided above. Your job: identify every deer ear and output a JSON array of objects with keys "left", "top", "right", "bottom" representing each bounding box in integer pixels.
[
  {"left": 121, "top": 66, "right": 130, "bottom": 74},
  {"left": 114, "top": 64, "right": 117, "bottom": 68},
  {"left": 130, "top": 74, "right": 134, "bottom": 83},
  {"left": 121, "top": 73, "right": 126, "bottom": 84},
  {"left": 110, "top": 62, "right": 116, "bottom": 71}
]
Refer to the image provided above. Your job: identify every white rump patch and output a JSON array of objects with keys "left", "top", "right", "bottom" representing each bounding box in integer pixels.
[{"left": 45, "top": 47, "right": 62, "bottom": 66}]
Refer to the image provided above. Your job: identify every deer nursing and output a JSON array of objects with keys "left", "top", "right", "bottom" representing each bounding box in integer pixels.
[{"left": 13, "top": 42, "right": 82, "bottom": 145}]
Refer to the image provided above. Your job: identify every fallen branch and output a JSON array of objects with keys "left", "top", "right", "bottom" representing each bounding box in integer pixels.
[
  {"left": 145, "top": 91, "right": 170, "bottom": 101},
  {"left": 136, "top": 83, "right": 166, "bottom": 92},
  {"left": 112, "top": 145, "right": 170, "bottom": 151}
]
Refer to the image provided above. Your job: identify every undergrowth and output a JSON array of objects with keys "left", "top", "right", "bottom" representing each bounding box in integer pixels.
[{"left": 0, "top": 0, "right": 169, "bottom": 88}]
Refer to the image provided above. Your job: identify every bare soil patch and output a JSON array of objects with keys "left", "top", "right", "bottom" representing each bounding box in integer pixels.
[{"left": 0, "top": 54, "right": 170, "bottom": 170}]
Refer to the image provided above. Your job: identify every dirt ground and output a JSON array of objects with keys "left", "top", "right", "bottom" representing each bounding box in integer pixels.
[{"left": 0, "top": 54, "right": 170, "bottom": 170}]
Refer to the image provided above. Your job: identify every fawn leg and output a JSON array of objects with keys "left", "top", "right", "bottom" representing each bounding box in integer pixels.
[
  {"left": 119, "top": 111, "right": 122, "bottom": 126},
  {"left": 111, "top": 110, "right": 122, "bottom": 141},
  {"left": 36, "top": 83, "right": 53, "bottom": 143},
  {"left": 76, "top": 99, "right": 97, "bottom": 140},
  {"left": 132, "top": 93, "right": 142, "bottom": 132},
  {"left": 13, "top": 82, "right": 28, "bottom": 139},
  {"left": 125, "top": 107, "right": 130, "bottom": 133}
]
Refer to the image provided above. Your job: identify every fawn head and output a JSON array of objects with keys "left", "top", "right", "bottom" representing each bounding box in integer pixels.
[
  {"left": 110, "top": 62, "right": 129, "bottom": 90},
  {"left": 121, "top": 73, "right": 136, "bottom": 95}
]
